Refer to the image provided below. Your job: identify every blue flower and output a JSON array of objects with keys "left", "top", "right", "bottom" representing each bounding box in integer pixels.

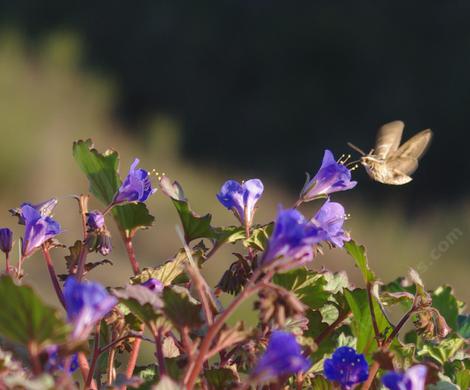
[
  {"left": 382, "top": 365, "right": 427, "bottom": 390},
  {"left": 260, "top": 208, "right": 321, "bottom": 269},
  {"left": 21, "top": 204, "right": 61, "bottom": 257},
  {"left": 324, "top": 346, "right": 368, "bottom": 389},
  {"left": 300, "top": 150, "right": 357, "bottom": 202},
  {"left": 252, "top": 331, "right": 310, "bottom": 382},
  {"left": 44, "top": 345, "right": 79, "bottom": 373},
  {"left": 64, "top": 277, "right": 117, "bottom": 339},
  {"left": 113, "top": 158, "right": 156, "bottom": 204},
  {"left": 217, "top": 179, "right": 264, "bottom": 226},
  {"left": 0, "top": 228, "right": 13, "bottom": 254},
  {"left": 86, "top": 211, "right": 105, "bottom": 230},
  {"left": 311, "top": 200, "right": 350, "bottom": 247},
  {"left": 142, "top": 278, "right": 164, "bottom": 293},
  {"left": 10, "top": 198, "right": 58, "bottom": 225}
]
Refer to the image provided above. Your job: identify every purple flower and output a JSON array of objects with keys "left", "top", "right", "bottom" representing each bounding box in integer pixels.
[
  {"left": 113, "top": 158, "right": 156, "bottom": 204},
  {"left": 311, "top": 200, "right": 350, "bottom": 247},
  {"left": 10, "top": 198, "right": 58, "bottom": 225},
  {"left": 86, "top": 211, "right": 105, "bottom": 230},
  {"left": 252, "top": 331, "right": 310, "bottom": 382},
  {"left": 64, "top": 277, "right": 117, "bottom": 339},
  {"left": 382, "top": 365, "right": 427, "bottom": 390},
  {"left": 0, "top": 228, "right": 13, "bottom": 254},
  {"left": 44, "top": 345, "right": 79, "bottom": 373},
  {"left": 260, "top": 208, "right": 321, "bottom": 269},
  {"left": 300, "top": 150, "right": 357, "bottom": 202},
  {"left": 142, "top": 278, "right": 164, "bottom": 293},
  {"left": 324, "top": 346, "right": 368, "bottom": 389},
  {"left": 217, "top": 179, "right": 264, "bottom": 226},
  {"left": 21, "top": 204, "right": 61, "bottom": 257}
]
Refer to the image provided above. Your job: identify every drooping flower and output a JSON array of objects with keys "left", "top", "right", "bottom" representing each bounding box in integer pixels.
[
  {"left": 252, "top": 331, "right": 310, "bottom": 382},
  {"left": 0, "top": 228, "right": 13, "bottom": 254},
  {"left": 311, "top": 200, "right": 350, "bottom": 247},
  {"left": 44, "top": 345, "right": 79, "bottom": 373},
  {"left": 113, "top": 158, "right": 156, "bottom": 204},
  {"left": 260, "top": 208, "right": 321, "bottom": 269},
  {"left": 86, "top": 211, "right": 105, "bottom": 231},
  {"left": 300, "top": 150, "right": 357, "bottom": 202},
  {"left": 217, "top": 179, "right": 264, "bottom": 226},
  {"left": 64, "top": 276, "right": 117, "bottom": 339},
  {"left": 382, "top": 365, "right": 427, "bottom": 390},
  {"left": 142, "top": 278, "right": 164, "bottom": 293},
  {"left": 324, "top": 346, "right": 368, "bottom": 389},
  {"left": 21, "top": 204, "right": 61, "bottom": 257}
]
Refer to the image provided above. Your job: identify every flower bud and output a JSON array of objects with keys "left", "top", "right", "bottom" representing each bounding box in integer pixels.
[{"left": 0, "top": 228, "right": 13, "bottom": 255}]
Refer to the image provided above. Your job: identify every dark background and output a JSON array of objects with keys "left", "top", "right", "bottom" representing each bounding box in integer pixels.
[{"left": 1, "top": 1, "right": 468, "bottom": 205}]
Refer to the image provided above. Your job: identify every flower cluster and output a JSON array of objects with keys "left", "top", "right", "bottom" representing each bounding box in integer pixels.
[{"left": 0, "top": 139, "right": 460, "bottom": 390}]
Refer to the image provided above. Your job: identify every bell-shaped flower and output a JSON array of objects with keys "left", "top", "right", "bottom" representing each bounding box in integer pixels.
[
  {"left": 217, "top": 179, "right": 264, "bottom": 227},
  {"left": 113, "top": 159, "right": 156, "bottom": 205},
  {"left": 252, "top": 331, "right": 310, "bottom": 382},
  {"left": 86, "top": 211, "right": 105, "bottom": 231},
  {"left": 300, "top": 150, "right": 357, "bottom": 202},
  {"left": 324, "top": 346, "right": 368, "bottom": 389},
  {"left": 382, "top": 365, "right": 427, "bottom": 390},
  {"left": 21, "top": 204, "right": 61, "bottom": 257},
  {"left": 64, "top": 276, "right": 117, "bottom": 339},
  {"left": 311, "top": 200, "right": 350, "bottom": 247},
  {"left": 0, "top": 228, "right": 13, "bottom": 255},
  {"left": 260, "top": 208, "right": 321, "bottom": 269}
]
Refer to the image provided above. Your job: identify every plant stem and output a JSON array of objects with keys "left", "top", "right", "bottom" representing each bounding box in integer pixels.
[
  {"left": 154, "top": 327, "right": 167, "bottom": 377},
  {"left": 76, "top": 245, "right": 89, "bottom": 281},
  {"left": 78, "top": 352, "right": 97, "bottom": 390},
  {"left": 367, "top": 282, "right": 381, "bottom": 347},
  {"left": 184, "top": 272, "right": 263, "bottom": 389},
  {"left": 125, "top": 336, "right": 142, "bottom": 378},
  {"left": 314, "top": 311, "right": 352, "bottom": 346},
  {"left": 361, "top": 305, "right": 416, "bottom": 390},
  {"left": 41, "top": 245, "right": 65, "bottom": 308},
  {"left": 5, "top": 253, "right": 9, "bottom": 275},
  {"left": 106, "top": 348, "right": 117, "bottom": 385},
  {"left": 123, "top": 234, "right": 140, "bottom": 275},
  {"left": 85, "top": 324, "right": 101, "bottom": 389},
  {"left": 27, "top": 341, "right": 42, "bottom": 376}
]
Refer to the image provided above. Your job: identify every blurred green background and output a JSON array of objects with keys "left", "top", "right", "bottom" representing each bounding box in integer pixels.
[{"left": 0, "top": 3, "right": 468, "bottom": 347}]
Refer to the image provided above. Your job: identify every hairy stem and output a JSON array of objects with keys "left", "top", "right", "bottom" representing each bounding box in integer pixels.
[
  {"left": 367, "top": 282, "right": 381, "bottom": 347},
  {"left": 185, "top": 271, "right": 263, "bottom": 389},
  {"left": 41, "top": 245, "right": 65, "bottom": 308},
  {"left": 155, "top": 327, "right": 167, "bottom": 377},
  {"left": 314, "top": 311, "right": 352, "bottom": 346},
  {"left": 361, "top": 305, "right": 416, "bottom": 390},
  {"left": 123, "top": 234, "right": 140, "bottom": 275},
  {"left": 85, "top": 324, "right": 101, "bottom": 389}
]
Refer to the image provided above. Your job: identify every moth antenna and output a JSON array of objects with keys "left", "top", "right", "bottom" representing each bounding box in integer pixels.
[{"left": 347, "top": 142, "right": 366, "bottom": 156}]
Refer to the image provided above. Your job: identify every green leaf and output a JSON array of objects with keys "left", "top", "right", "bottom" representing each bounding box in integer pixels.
[
  {"left": 171, "top": 198, "right": 212, "bottom": 243},
  {"left": 210, "top": 226, "right": 246, "bottom": 246},
  {"left": 309, "top": 375, "right": 334, "bottom": 390},
  {"left": 73, "top": 139, "right": 120, "bottom": 204},
  {"left": 112, "top": 284, "right": 163, "bottom": 326},
  {"left": 131, "top": 245, "right": 207, "bottom": 286},
  {"left": 432, "top": 286, "right": 459, "bottom": 329},
  {"left": 273, "top": 269, "right": 329, "bottom": 310},
  {"left": 418, "top": 336, "right": 465, "bottom": 365},
  {"left": 154, "top": 376, "right": 181, "bottom": 390},
  {"left": 456, "top": 369, "right": 470, "bottom": 390},
  {"left": 344, "top": 288, "right": 389, "bottom": 356},
  {"left": 0, "top": 276, "right": 69, "bottom": 348},
  {"left": 344, "top": 241, "right": 376, "bottom": 283},
  {"left": 134, "top": 365, "right": 158, "bottom": 389},
  {"left": 243, "top": 223, "right": 274, "bottom": 251},
  {"left": 457, "top": 315, "right": 470, "bottom": 339},
  {"left": 73, "top": 139, "right": 154, "bottom": 237},
  {"left": 204, "top": 368, "right": 238, "bottom": 389},
  {"left": 162, "top": 286, "right": 203, "bottom": 328}
]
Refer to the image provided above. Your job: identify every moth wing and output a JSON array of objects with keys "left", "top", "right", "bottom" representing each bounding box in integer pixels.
[
  {"left": 390, "top": 129, "right": 433, "bottom": 160},
  {"left": 386, "top": 156, "right": 419, "bottom": 176},
  {"left": 375, "top": 120, "right": 405, "bottom": 159}
]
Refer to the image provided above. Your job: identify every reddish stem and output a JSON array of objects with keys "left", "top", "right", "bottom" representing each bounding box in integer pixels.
[
  {"left": 41, "top": 245, "right": 66, "bottom": 308},
  {"left": 85, "top": 324, "right": 101, "bottom": 388},
  {"left": 154, "top": 328, "right": 167, "bottom": 377},
  {"left": 123, "top": 234, "right": 140, "bottom": 275}
]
